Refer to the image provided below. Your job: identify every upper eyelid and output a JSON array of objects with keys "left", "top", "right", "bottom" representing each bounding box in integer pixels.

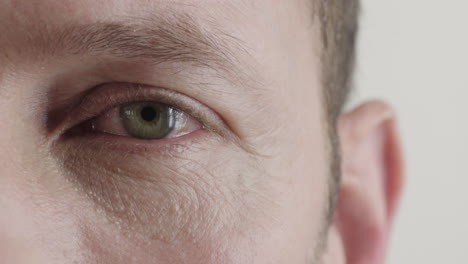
[
  {"left": 48, "top": 83, "right": 229, "bottom": 142},
  {"left": 47, "top": 82, "right": 260, "bottom": 157}
]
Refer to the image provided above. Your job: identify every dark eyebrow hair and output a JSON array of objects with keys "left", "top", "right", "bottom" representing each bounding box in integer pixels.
[{"left": 29, "top": 13, "right": 256, "bottom": 85}]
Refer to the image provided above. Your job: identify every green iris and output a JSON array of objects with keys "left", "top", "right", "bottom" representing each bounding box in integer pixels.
[{"left": 120, "top": 102, "right": 175, "bottom": 139}]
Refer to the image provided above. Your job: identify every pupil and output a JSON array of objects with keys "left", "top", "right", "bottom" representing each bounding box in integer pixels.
[{"left": 140, "top": 106, "right": 158, "bottom": 122}]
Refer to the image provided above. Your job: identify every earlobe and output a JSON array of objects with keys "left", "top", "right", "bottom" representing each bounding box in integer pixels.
[{"left": 332, "top": 101, "right": 405, "bottom": 264}]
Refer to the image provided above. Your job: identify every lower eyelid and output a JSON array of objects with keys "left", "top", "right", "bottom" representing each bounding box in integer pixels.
[
  {"left": 61, "top": 128, "right": 209, "bottom": 156},
  {"left": 53, "top": 83, "right": 233, "bottom": 144}
]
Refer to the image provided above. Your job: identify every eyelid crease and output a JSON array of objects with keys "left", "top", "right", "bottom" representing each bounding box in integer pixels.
[
  {"left": 48, "top": 83, "right": 229, "bottom": 142},
  {"left": 48, "top": 82, "right": 262, "bottom": 157}
]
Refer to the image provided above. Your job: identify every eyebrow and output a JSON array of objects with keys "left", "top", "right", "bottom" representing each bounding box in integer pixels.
[{"left": 29, "top": 13, "right": 255, "bottom": 84}]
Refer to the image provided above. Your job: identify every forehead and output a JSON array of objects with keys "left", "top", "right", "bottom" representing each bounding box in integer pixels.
[
  {"left": 1, "top": 0, "right": 315, "bottom": 78},
  {"left": 3, "top": 0, "right": 309, "bottom": 34},
  {"left": 0, "top": 0, "right": 323, "bottom": 139}
]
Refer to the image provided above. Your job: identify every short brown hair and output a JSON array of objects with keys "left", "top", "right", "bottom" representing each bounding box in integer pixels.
[
  {"left": 317, "top": 0, "right": 360, "bottom": 123},
  {"left": 315, "top": 0, "right": 360, "bottom": 222},
  {"left": 310, "top": 1, "right": 360, "bottom": 260}
]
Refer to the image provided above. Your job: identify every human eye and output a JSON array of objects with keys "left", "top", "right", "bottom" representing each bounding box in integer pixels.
[
  {"left": 60, "top": 83, "right": 221, "bottom": 149},
  {"left": 84, "top": 101, "right": 201, "bottom": 140},
  {"left": 48, "top": 83, "right": 233, "bottom": 231}
]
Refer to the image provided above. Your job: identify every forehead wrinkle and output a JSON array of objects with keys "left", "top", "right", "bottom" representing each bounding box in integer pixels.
[{"left": 21, "top": 12, "right": 261, "bottom": 91}]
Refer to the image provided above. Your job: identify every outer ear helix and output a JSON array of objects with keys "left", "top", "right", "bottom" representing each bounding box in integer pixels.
[{"left": 335, "top": 101, "right": 405, "bottom": 264}]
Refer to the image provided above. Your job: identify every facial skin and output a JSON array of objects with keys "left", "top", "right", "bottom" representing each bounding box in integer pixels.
[{"left": 0, "top": 1, "right": 405, "bottom": 263}]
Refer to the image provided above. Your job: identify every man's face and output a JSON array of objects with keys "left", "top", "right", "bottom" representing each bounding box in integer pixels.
[
  {"left": 0, "top": 0, "right": 331, "bottom": 263},
  {"left": 0, "top": 0, "right": 407, "bottom": 263}
]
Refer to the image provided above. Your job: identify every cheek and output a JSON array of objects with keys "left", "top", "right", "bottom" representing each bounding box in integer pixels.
[
  {"left": 52, "top": 122, "right": 327, "bottom": 263},
  {"left": 49, "top": 133, "right": 284, "bottom": 263},
  {"left": 2, "top": 101, "right": 328, "bottom": 264}
]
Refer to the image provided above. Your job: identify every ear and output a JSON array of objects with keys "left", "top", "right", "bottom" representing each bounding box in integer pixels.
[{"left": 331, "top": 101, "right": 405, "bottom": 264}]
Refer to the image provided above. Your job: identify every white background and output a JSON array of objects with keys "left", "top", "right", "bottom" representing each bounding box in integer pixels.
[{"left": 352, "top": 0, "right": 468, "bottom": 263}]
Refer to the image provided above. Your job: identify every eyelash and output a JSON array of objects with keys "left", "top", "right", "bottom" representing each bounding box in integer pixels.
[{"left": 58, "top": 83, "right": 215, "bottom": 142}]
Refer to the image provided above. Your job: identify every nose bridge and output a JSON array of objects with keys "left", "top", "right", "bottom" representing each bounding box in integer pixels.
[
  {"left": 0, "top": 77, "right": 25, "bottom": 188},
  {"left": 0, "top": 74, "right": 93, "bottom": 263},
  {"left": 0, "top": 78, "right": 21, "bottom": 242},
  {"left": 0, "top": 72, "right": 49, "bottom": 263},
  {"left": 0, "top": 71, "right": 32, "bottom": 185}
]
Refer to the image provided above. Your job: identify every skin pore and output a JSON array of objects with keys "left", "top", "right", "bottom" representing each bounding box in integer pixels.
[{"left": 0, "top": 1, "right": 404, "bottom": 264}]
